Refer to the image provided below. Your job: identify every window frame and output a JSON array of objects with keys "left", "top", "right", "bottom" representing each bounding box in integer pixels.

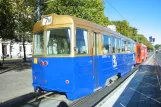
[
  {"left": 116, "top": 38, "right": 121, "bottom": 53},
  {"left": 110, "top": 36, "right": 116, "bottom": 54},
  {"left": 45, "top": 27, "right": 71, "bottom": 56},
  {"left": 33, "top": 30, "right": 45, "bottom": 56},
  {"left": 75, "top": 27, "right": 89, "bottom": 56},
  {"left": 102, "top": 34, "right": 111, "bottom": 55}
]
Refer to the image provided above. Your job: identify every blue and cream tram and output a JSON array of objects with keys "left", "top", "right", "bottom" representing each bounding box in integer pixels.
[{"left": 32, "top": 14, "right": 136, "bottom": 100}]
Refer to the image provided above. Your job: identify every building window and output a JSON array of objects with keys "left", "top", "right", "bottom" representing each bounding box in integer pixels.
[
  {"left": 102, "top": 34, "right": 110, "bottom": 54},
  {"left": 19, "top": 46, "right": 22, "bottom": 52},
  {"left": 76, "top": 28, "right": 88, "bottom": 54}
]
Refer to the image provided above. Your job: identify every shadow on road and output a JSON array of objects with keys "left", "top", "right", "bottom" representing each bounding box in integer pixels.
[{"left": 0, "top": 92, "right": 42, "bottom": 107}]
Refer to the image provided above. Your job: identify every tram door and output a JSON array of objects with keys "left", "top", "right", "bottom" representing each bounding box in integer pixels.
[{"left": 92, "top": 32, "right": 99, "bottom": 89}]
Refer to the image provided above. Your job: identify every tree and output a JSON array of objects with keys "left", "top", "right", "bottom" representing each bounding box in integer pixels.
[
  {"left": 12, "top": 0, "right": 35, "bottom": 62},
  {"left": 0, "top": 0, "right": 16, "bottom": 39},
  {"left": 135, "top": 34, "right": 153, "bottom": 50},
  {"left": 0, "top": 0, "right": 16, "bottom": 64},
  {"left": 155, "top": 44, "right": 161, "bottom": 50},
  {"left": 44, "top": 0, "right": 110, "bottom": 26},
  {"left": 112, "top": 20, "right": 137, "bottom": 39}
]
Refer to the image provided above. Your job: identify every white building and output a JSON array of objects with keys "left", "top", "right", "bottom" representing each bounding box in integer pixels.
[
  {"left": 0, "top": 39, "right": 32, "bottom": 59},
  {"left": 107, "top": 25, "right": 116, "bottom": 32}
]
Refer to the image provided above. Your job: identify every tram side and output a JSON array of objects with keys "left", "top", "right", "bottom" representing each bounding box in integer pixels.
[{"left": 32, "top": 14, "right": 136, "bottom": 100}]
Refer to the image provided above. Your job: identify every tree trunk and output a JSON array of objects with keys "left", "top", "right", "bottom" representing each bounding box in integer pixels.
[
  {"left": 2, "top": 44, "right": 5, "bottom": 64},
  {"left": 23, "top": 40, "right": 26, "bottom": 62}
]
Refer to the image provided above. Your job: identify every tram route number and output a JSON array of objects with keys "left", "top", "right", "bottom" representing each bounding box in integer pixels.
[
  {"left": 112, "top": 55, "right": 117, "bottom": 67},
  {"left": 42, "top": 16, "right": 52, "bottom": 26}
]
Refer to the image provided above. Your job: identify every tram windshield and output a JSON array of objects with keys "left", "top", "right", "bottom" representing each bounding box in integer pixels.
[
  {"left": 46, "top": 28, "right": 71, "bottom": 55},
  {"left": 34, "top": 31, "right": 44, "bottom": 55}
]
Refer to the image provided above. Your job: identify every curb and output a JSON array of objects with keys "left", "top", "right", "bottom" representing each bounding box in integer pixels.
[{"left": 0, "top": 66, "right": 19, "bottom": 74}]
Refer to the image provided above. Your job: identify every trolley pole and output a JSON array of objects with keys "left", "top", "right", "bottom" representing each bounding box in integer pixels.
[{"left": 36, "top": 0, "right": 40, "bottom": 21}]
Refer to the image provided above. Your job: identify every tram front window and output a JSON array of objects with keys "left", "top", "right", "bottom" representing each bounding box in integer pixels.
[
  {"left": 34, "top": 31, "right": 44, "bottom": 55},
  {"left": 46, "top": 28, "right": 70, "bottom": 55}
]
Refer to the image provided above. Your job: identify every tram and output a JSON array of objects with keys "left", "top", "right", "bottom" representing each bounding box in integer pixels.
[
  {"left": 136, "top": 43, "right": 147, "bottom": 64},
  {"left": 32, "top": 14, "right": 136, "bottom": 100}
]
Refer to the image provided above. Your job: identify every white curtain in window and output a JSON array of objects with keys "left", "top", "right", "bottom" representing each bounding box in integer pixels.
[
  {"left": 68, "top": 29, "right": 70, "bottom": 39},
  {"left": 83, "top": 31, "right": 88, "bottom": 54},
  {"left": 46, "top": 31, "right": 50, "bottom": 54}
]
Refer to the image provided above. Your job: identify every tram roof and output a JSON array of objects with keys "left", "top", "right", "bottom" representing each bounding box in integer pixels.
[{"left": 33, "top": 14, "right": 135, "bottom": 42}]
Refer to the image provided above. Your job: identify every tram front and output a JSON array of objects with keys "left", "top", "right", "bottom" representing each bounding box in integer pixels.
[{"left": 32, "top": 14, "right": 75, "bottom": 97}]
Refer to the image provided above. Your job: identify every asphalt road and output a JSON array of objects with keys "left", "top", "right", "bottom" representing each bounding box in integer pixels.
[
  {"left": 0, "top": 69, "right": 33, "bottom": 102},
  {"left": 155, "top": 52, "right": 161, "bottom": 65}
]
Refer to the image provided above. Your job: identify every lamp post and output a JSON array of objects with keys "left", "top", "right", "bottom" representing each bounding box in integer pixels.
[{"left": 36, "top": 0, "right": 40, "bottom": 21}]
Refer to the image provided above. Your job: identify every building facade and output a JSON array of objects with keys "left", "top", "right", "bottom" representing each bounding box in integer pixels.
[{"left": 0, "top": 39, "right": 32, "bottom": 59}]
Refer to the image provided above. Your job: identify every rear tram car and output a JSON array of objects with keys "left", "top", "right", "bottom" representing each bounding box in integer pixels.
[
  {"left": 136, "top": 43, "right": 147, "bottom": 64},
  {"left": 32, "top": 14, "right": 136, "bottom": 100}
]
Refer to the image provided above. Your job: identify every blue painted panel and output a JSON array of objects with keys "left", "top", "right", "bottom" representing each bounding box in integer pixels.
[
  {"left": 32, "top": 53, "right": 136, "bottom": 100},
  {"left": 32, "top": 57, "right": 74, "bottom": 92},
  {"left": 73, "top": 56, "right": 94, "bottom": 99}
]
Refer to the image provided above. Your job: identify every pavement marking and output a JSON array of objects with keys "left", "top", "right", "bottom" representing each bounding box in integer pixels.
[
  {"left": 135, "top": 79, "right": 157, "bottom": 87},
  {"left": 120, "top": 103, "right": 126, "bottom": 107},
  {"left": 129, "top": 87, "right": 161, "bottom": 104}
]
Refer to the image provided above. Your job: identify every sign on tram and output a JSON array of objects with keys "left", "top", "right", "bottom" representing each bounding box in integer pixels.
[{"left": 42, "top": 16, "right": 52, "bottom": 26}]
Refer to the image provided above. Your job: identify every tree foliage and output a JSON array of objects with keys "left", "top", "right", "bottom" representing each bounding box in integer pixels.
[
  {"left": 155, "top": 44, "right": 161, "bottom": 50},
  {"left": 112, "top": 20, "right": 137, "bottom": 39},
  {"left": 44, "top": 0, "right": 110, "bottom": 26},
  {"left": 0, "top": 0, "right": 16, "bottom": 40},
  {"left": 135, "top": 34, "right": 153, "bottom": 50},
  {"left": 12, "top": 0, "right": 35, "bottom": 42},
  {"left": 112, "top": 20, "right": 153, "bottom": 50}
]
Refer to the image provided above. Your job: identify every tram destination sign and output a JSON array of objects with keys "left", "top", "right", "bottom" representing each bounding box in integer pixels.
[{"left": 42, "top": 16, "right": 52, "bottom": 26}]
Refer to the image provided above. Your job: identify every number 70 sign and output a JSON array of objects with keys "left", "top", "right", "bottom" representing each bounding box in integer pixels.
[{"left": 42, "top": 16, "right": 52, "bottom": 26}]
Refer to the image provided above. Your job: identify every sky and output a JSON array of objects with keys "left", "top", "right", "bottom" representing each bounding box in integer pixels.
[{"left": 104, "top": 0, "right": 161, "bottom": 44}]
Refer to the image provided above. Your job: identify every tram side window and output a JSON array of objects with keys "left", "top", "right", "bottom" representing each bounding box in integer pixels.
[
  {"left": 76, "top": 28, "right": 88, "bottom": 54},
  {"left": 121, "top": 40, "right": 125, "bottom": 53},
  {"left": 46, "top": 28, "right": 70, "bottom": 55},
  {"left": 111, "top": 37, "right": 116, "bottom": 53},
  {"left": 116, "top": 38, "right": 121, "bottom": 53},
  {"left": 127, "top": 42, "right": 131, "bottom": 53},
  {"left": 102, "top": 35, "right": 110, "bottom": 54},
  {"left": 131, "top": 43, "right": 134, "bottom": 53},
  {"left": 34, "top": 31, "right": 44, "bottom": 55}
]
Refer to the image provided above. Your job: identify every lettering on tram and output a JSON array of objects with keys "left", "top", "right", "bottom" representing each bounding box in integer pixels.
[
  {"left": 112, "top": 55, "right": 117, "bottom": 68},
  {"left": 42, "top": 16, "right": 52, "bottom": 25}
]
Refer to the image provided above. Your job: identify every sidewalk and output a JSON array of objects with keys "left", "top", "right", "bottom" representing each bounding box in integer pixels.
[{"left": 101, "top": 55, "right": 161, "bottom": 107}]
